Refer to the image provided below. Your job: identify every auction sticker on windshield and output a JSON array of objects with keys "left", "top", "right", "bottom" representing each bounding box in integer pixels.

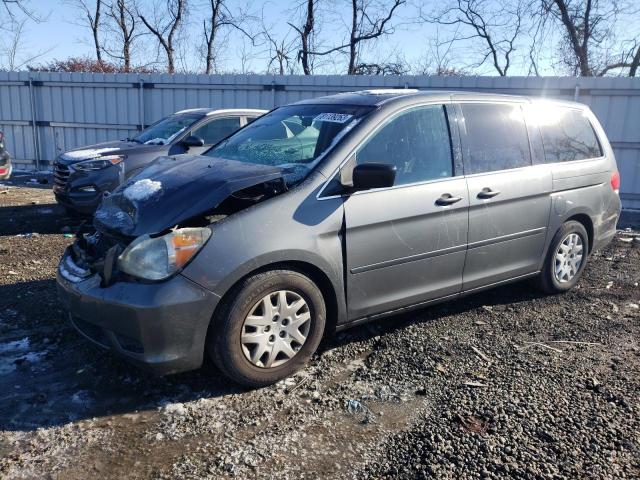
[{"left": 314, "top": 113, "right": 353, "bottom": 123}]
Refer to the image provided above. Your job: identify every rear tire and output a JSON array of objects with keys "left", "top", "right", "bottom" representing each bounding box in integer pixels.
[
  {"left": 536, "top": 220, "right": 589, "bottom": 294},
  {"left": 208, "top": 269, "right": 326, "bottom": 388}
]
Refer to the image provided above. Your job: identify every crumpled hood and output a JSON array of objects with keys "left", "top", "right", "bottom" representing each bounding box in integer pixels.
[
  {"left": 58, "top": 140, "right": 165, "bottom": 164},
  {"left": 94, "top": 155, "right": 286, "bottom": 237}
]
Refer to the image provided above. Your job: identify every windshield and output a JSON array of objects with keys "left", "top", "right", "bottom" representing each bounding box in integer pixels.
[
  {"left": 206, "top": 104, "right": 373, "bottom": 183},
  {"left": 134, "top": 113, "right": 202, "bottom": 145}
]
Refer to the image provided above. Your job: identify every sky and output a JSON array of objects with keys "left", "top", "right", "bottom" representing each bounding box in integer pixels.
[
  {"left": 18, "top": 0, "right": 436, "bottom": 74},
  {"left": 7, "top": 0, "right": 636, "bottom": 77}
]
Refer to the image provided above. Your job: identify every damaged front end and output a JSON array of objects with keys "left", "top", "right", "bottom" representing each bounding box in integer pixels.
[{"left": 59, "top": 155, "right": 289, "bottom": 287}]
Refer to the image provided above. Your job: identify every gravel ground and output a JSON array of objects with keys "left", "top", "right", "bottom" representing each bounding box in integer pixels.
[{"left": 1, "top": 175, "right": 639, "bottom": 479}]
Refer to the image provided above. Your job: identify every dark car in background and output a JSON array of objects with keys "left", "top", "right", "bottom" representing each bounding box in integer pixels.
[
  {"left": 53, "top": 108, "right": 266, "bottom": 215},
  {"left": 0, "top": 131, "right": 11, "bottom": 180}
]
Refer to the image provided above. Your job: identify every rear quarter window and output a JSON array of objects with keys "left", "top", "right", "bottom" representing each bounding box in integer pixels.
[{"left": 524, "top": 105, "right": 602, "bottom": 162}]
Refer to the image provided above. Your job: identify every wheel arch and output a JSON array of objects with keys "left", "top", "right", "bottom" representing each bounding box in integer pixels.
[
  {"left": 206, "top": 260, "right": 341, "bottom": 346},
  {"left": 565, "top": 212, "right": 594, "bottom": 253}
]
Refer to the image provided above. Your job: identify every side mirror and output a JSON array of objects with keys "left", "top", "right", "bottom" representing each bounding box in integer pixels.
[
  {"left": 181, "top": 135, "right": 205, "bottom": 148},
  {"left": 351, "top": 163, "right": 396, "bottom": 191}
]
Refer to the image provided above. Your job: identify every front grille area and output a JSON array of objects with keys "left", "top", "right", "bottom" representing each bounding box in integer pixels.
[{"left": 53, "top": 161, "right": 70, "bottom": 191}]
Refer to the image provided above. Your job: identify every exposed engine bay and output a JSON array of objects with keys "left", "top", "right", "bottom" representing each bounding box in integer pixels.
[{"left": 60, "top": 156, "right": 289, "bottom": 287}]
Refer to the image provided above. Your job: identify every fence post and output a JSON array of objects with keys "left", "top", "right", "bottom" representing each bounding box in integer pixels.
[
  {"left": 271, "top": 79, "right": 276, "bottom": 108},
  {"left": 573, "top": 81, "right": 580, "bottom": 101},
  {"left": 28, "top": 78, "right": 41, "bottom": 170},
  {"left": 139, "top": 78, "right": 145, "bottom": 130}
]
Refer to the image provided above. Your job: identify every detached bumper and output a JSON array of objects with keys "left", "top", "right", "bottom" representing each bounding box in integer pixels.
[{"left": 56, "top": 256, "right": 220, "bottom": 375}]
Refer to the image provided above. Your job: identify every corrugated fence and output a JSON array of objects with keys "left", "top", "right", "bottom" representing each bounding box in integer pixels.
[{"left": 0, "top": 71, "right": 638, "bottom": 209}]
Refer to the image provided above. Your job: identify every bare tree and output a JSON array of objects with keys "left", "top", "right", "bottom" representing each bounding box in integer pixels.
[
  {"left": 201, "top": 0, "right": 254, "bottom": 74},
  {"left": 103, "top": 0, "right": 141, "bottom": 71},
  {"left": 354, "top": 60, "right": 408, "bottom": 75},
  {"left": 264, "top": 33, "right": 296, "bottom": 75},
  {"left": 415, "top": 27, "right": 471, "bottom": 76},
  {"left": 424, "top": 0, "right": 526, "bottom": 76},
  {"left": 0, "top": 18, "right": 52, "bottom": 70},
  {"left": 138, "top": 0, "right": 186, "bottom": 73},
  {"left": 1, "top": 0, "right": 42, "bottom": 22},
  {"left": 68, "top": 0, "right": 104, "bottom": 62},
  {"left": 301, "top": 0, "right": 405, "bottom": 74},
  {"left": 345, "top": 0, "right": 405, "bottom": 74},
  {"left": 541, "top": 0, "right": 640, "bottom": 76},
  {"left": 288, "top": 0, "right": 316, "bottom": 75},
  {"left": 628, "top": 43, "right": 640, "bottom": 76}
]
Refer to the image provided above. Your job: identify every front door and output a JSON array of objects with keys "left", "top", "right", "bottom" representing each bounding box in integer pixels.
[
  {"left": 343, "top": 104, "right": 469, "bottom": 319},
  {"left": 457, "top": 102, "right": 552, "bottom": 290}
]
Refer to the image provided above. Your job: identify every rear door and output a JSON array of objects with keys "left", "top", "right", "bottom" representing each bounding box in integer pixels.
[
  {"left": 457, "top": 102, "right": 552, "bottom": 290},
  {"left": 342, "top": 104, "right": 469, "bottom": 319}
]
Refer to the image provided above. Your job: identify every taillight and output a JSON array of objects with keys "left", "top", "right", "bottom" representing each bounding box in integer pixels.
[{"left": 610, "top": 171, "right": 620, "bottom": 193}]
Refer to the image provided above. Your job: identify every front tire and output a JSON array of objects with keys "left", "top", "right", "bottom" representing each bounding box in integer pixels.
[
  {"left": 536, "top": 220, "right": 589, "bottom": 294},
  {"left": 208, "top": 269, "right": 326, "bottom": 388}
]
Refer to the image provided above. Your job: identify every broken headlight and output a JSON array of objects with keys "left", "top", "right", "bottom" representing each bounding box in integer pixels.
[{"left": 117, "top": 227, "right": 211, "bottom": 281}]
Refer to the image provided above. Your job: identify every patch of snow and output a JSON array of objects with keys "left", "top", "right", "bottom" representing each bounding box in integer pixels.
[
  {"left": 21, "top": 351, "right": 46, "bottom": 364},
  {"left": 144, "top": 138, "right": 167, "bottom": 145},
  {"left": 163, "top": 402, "right": 188, "bottom": 416},
  {"left": 95, "top": 208, "right": 129, "bottom": 223},
  {"left": 175, "top": 108, "right": 204, "bottom": 114},
  {"left": 0, "top": 337, "right": 29, "bottom": 354},
  {"left": 62, "top": 147, "right": 120, "bottom": 160},
  {"left": 58, "top": 255, "right": 89, "bottom": 283},
  {"left": 123, "top": 178, "right": 162, "bottom": 202},
  {"left": 63, "top": 254, "right": 89, "bottom": 278},
  {"left": 0, "top": 337, "right": 46, "bottom": 375},
  {"left": 355, "top": 88, "right": 419, "bottom": 95},
  {"left": 71, "top": 390, "right": 93, "bottom": 408}
]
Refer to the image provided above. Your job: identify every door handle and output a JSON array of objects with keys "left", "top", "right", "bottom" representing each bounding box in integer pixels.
[
  {"left": 435, "top": 193, "right": 463, "bottom": 206},
  {"left": 477, "top": 187, "right": 501, "bottom": 199}
]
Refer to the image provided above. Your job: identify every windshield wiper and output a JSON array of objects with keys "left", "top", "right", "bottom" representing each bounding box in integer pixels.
[{"left": 124, "top": 137, "right": 143, "bottom": 144}]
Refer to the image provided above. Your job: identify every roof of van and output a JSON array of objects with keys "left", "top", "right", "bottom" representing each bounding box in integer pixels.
[{"left": 294, "top": 89, "right": 587, "bottom": 109}]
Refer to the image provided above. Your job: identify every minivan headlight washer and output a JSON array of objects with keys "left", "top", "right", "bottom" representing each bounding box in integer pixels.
[{"left": 117, "top": 227, "right": 211, "bottom": 281}]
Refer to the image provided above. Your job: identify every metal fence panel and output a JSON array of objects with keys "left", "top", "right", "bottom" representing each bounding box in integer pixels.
[{"left": 0, "top": 71, "right": 638, "bottom": 209}]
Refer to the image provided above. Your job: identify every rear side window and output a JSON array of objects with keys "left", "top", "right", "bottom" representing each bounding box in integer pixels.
[
  {"left": 356, "top": 105, "right": 453, "bottom": 186},
  {"left": 461, "top": 103, "right": 531, "bottom": 174},
  {"left": 524, "top": 105, "right": 602, "bottom": 162},
  {"left": 193, "top": 117, "right": 241, "bottom": 145}
]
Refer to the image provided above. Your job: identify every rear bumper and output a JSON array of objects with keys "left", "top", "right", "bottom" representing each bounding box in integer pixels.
[
  {"left": 594, "top": 195, "right": 622, "bottom": 251},
  {"left": 57, "top": 254, "right": 220, "bottom": 375},
  {"left": 0, "top": 156, "right": 11, "bottom": 180}
]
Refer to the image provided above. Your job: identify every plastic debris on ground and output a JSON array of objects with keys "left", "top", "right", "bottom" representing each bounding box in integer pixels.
[{"left": 345, "top": 399, "right": 376, "bottom": 424}]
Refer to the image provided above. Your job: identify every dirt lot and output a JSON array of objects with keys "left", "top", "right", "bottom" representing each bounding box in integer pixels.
[{"left": 1, "top": 175, "right": 639, "bottom": 479}]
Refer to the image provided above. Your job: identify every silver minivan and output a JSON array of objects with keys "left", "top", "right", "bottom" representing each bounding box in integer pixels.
[{"left": 57, "top": 90, "right": 621, "bottom": 387}]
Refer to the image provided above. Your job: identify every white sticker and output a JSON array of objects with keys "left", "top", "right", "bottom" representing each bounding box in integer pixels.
[{"left": 314, "top": 113, "right": 353, "bottom": 124}]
